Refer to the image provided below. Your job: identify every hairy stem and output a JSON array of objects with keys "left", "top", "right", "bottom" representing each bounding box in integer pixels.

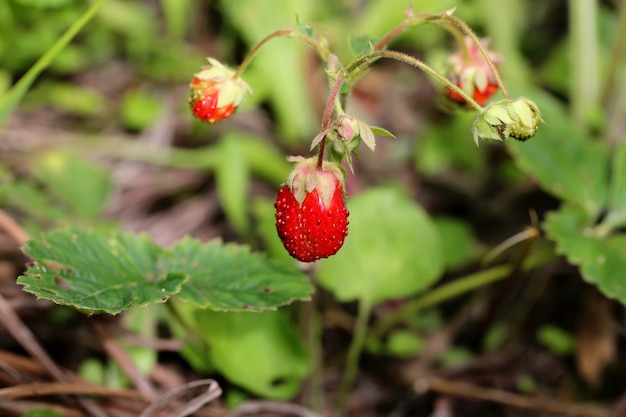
[
  {"left": 358, "top": 50, "right": 484, "bottom": 111},
  {"left": 234, "top": 29, "right": 328, "bottom": 78},
  {"left": 317, "top": 76, "right": 344, "bottom": 169},
  {"left": 437, "top": 14, "right": 510, "bottom": 99},
  {"left": 374, "top": 14, "right": 470, "bottom": 62},
  {"left": 374, "top": 20, "right": 413, "bottom": 50}
]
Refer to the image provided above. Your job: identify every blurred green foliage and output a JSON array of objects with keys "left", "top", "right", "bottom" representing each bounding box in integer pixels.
[{"left": 1, "top": 0, "right": 625, "bottom": 407}]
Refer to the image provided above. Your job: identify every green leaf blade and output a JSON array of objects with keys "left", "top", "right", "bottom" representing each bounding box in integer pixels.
[
  {"left": 544, "top": 207, "right": 626, "bottom": 305},
  {"left": 19, "top": 228, "right": 312, "bottom": 314},
  {"left": 19, "top": 228, "right": 185, "bottom": 314},
  {"left": 173, "top": 238, "right": 313, "bottom": 311},
  {"left": 318, "top": 187, "right": 444, "bottom": 305},
  {"left": 190, "top": 310, "right": 311, "bottom": 399}
]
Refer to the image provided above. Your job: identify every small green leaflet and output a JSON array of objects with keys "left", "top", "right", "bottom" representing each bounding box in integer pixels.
[
  {"left": 18, "top": 227, "right": 313, "bottom": 314},
  {"left": 295, "top": 15, "right": 315, "bottom": 39},
  {"left": 544, "top": 207, "right": 626, "bottom": 305}
]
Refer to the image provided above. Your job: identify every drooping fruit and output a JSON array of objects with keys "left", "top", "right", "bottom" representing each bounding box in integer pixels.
[
  {"left": 275, "top": 158, "right": 349, "bottom": 262},
  {"left": 188, "top": 58, "right": 250, "bottom": 123},
  {"left": 444, "top": 36, "right": 503, "bottom": 108}
]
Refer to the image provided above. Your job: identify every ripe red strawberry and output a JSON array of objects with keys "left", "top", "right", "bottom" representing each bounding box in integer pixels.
[
  {"left": 447, "top": 80, "right": 499, "bottom": 107},
  {"left": 189, "top": 58, "right": 250, "bottom": 123},
  {"left": 275, "top": 159, "right": 349, "bottom": 262},
  {"left": 444, "top": 36, "right": 502, "bottom": 108}
]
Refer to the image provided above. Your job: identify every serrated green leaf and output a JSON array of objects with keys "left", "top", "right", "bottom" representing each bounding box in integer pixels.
[
  {"left": 318, "top": 187, "right": 444, "bottom": 305},
  {"left": 544, "top": 206, "right": 626, "bottom": 305},
  {"left": 19, "top": 228, "right": 313, "bottom": 314},
  {"left": 31, "top": 150, "right": 113, "bottom": 219},
  {"left": 19, "top": 228, "right": 186, "bottom": 314},
  {"left": 369, "top": 126, "right": 396, "bottom": 138},
  {"left": 507, "top": 91, "right": 609, "bottom": 219},
  {"left": 190, "top": 310, "right": 311, "bottom": 399},
  {"left": 215, "top": 133, "right": 250, "bottom": 235},
  {"left": 172, "top": 238, "right": 312, "bottom": 311}
]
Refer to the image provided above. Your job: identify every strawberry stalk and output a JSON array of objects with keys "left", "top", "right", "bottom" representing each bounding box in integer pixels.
[
  {"left": 435, "top": 13, "right": 510, "bottom": 99},
  {"left": 317, "top": 75, "right": 345, "bottom": 169},
  {"left": 234, "top": 28, "right": 330, "bottom": 79},
  {"left": 370, "top": 8, "right": 506, "bottom": 101},
  {"left": 362, "top": 50, "right": 485, "bottom": 111},
  {"left": 339, "top": 49, "right": 473, "bottom": 107},
  {"left": 372, "top": 7, "right": 423, "bottom": 51}
]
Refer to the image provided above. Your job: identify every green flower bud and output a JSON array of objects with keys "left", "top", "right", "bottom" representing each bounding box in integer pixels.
[{"left": 472, "top": 98, "right": 542, "bottom": 145}]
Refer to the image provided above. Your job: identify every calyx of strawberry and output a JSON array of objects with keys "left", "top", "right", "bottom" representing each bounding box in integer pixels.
[
  {"left": 472, "top": 97, "right": 543, "bottom": 145},
  {"left": 285, "top": 156, "right": 345, "bottom": 208}
]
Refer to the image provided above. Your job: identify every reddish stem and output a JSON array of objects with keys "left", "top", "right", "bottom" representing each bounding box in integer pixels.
[
  {"left": 317, "top": 75, "right": 344, "bottom": 169},
  {"left": 374, "top": 21, "right": 411, "bottom": 50}
]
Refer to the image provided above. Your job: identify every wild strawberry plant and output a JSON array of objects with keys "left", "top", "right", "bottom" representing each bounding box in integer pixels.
[
  {"left": 13, "top": 6, "right": 542, "bottom": 315},
  {"left": 1, "top": 0, "right": 625, "bottom": 414},
  {"left": 12, "top": 0, "right": 626, "bottom": 411},
  {"left": 177, "top": 6, "right": 544, "bottom": 408}
]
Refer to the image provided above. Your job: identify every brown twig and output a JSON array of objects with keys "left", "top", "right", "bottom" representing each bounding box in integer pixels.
[
  {"left": 92, "top": 320, "right": 159, "bottom": 401},
  {"left": 0, "top": 209, "right": 30, "bottom": 247},
  {"left": 0, "top": 350, "right": 48, "bottom": 375},
  {"left": 232, "top": 400, "right": 323, "bottom": 417},
  {"left": 138, "top": 379, "right": 222, "bottom": 417},
  {"left": 0, "top": 381, "right": 142, "bottom": 401},
  {"left": 416, "top": 376, "right": 618, "bottom": 417},
  {"left": 0, "top": 293, "right": 109, "bottom": 417},
  {"left": 0, "top": 293, "right": 67, "bottom": 383},
  {"left": 117, "top": 328, "right": 183, "bottom": 351},
  {"left": 0, "top": 400, "right": 84, "bottom": 417}
]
